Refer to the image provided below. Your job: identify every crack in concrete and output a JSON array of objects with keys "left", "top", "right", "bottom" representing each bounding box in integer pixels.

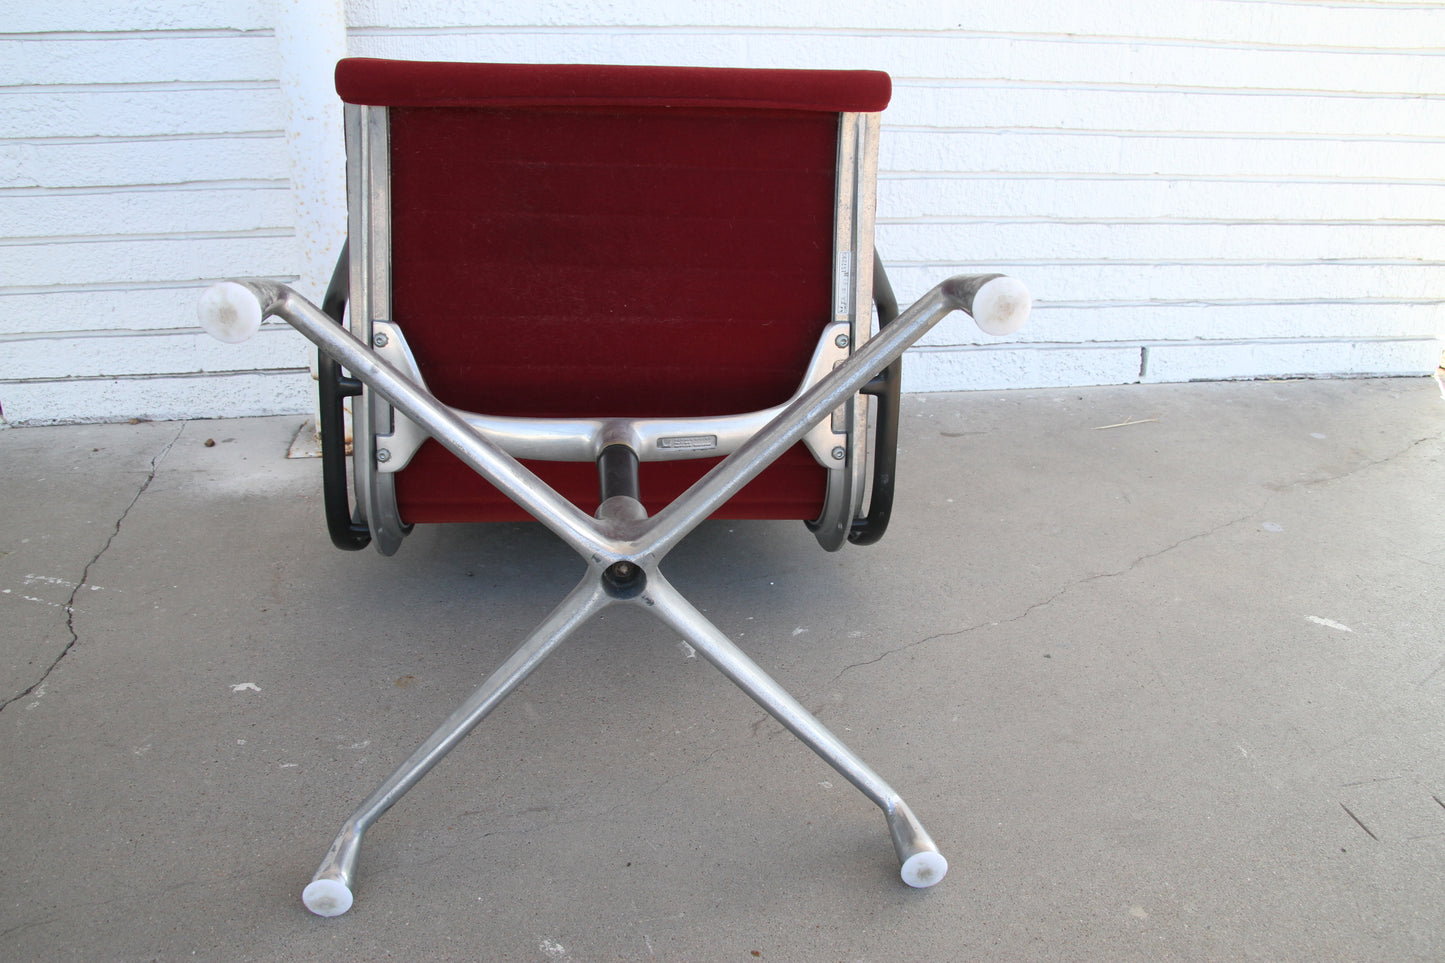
[
  {"left": 0, "top": 423, "right": 185, "bottom": 714},
  {"left": 1278, "top": 434, "right": 1441, "bottom": 493},
  {"left": 827, "top": 432, "right": 1443, "bottom": 685},
  {"left": 828, "top": 510, "right": 1254, "bottom": 685}
]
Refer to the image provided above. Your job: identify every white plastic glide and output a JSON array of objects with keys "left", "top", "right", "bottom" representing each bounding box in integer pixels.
[
  {"left": 882, "top": 797, "right": 948, "bottom": 889},
  {"left": 301, "top": 878, "right": 353, "bottom": 917},
  {"left": 901, "top": 850, "right": 949, "bottom": 888},
  {"left": 969, "top": 276, "right": 1032, "bottom": 337},
  {"left": 197, "top": 281, "right": 264, "bottom": 344}
]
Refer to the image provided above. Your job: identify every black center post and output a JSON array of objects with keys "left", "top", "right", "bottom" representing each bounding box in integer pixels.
[{"left": 597, "top": 444, "right": 647, "bottom": 597}]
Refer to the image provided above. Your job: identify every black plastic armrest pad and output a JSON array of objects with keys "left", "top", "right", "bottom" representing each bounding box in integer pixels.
[
  {"left": 318, "top": 242, "right": 372, "bottom": 551},
  {"left": 849, "top": 253, "right": 901, "bottom": 546}
]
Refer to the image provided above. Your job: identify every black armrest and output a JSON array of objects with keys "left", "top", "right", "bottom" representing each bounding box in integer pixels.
[
  {"left": 849, "top": 252, "right": 901, "bottom": 546},
  {"left": 318, "top": 242, "right": 372, "bottom": 550}
]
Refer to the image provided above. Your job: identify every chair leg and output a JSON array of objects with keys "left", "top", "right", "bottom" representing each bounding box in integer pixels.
[
  {"left": 642, "top": 573, "right": 947, "bottom": 888},
  {"left": 199, "top": 279, "right": 1002, "bottom": 910},
  {"left": 301, "top": 576, "right": 610, "bottom": 916}
]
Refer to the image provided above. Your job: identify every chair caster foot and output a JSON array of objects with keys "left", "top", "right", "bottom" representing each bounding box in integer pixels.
[
  {"left": 885, "top": 799, "right": 946, "bottom": 888},
  {"left": 900, "top": 849, "right": 948, "bottom": 888},
  {"left": 302, "top": 878, "right": 354, "bottom": 917},
  {"left": 197, "top": 281, "right": 264, "bottom": 344}
]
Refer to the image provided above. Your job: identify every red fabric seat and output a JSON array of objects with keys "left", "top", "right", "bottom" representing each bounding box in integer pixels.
[{"left": 335, "top": 59, "right": 890, "bottom": 523}]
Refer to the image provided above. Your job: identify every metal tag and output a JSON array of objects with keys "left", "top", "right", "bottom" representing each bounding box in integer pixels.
[{"left": 657, "top": 434, "right": 719, "bottom": 452}]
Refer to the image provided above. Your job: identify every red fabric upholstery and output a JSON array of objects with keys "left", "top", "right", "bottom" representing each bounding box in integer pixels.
[
  {"left": 336, "top": 58, "right": 890, "bottom": 113},
  {"left": 338, "top": 59, "right": 891, "bottom": 524}
]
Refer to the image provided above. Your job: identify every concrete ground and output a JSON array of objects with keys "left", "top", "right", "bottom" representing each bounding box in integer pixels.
[{"left": 2, "top": 377, "right": 1443, "bottom": 962}]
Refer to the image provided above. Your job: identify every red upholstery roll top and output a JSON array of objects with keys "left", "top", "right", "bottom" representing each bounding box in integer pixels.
[{"left": 335, "top": 58, "right": 891, "bottom": 113}]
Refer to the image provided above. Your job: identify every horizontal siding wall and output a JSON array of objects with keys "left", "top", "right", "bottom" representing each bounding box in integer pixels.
[
  {"left": 342, "top": 0, "right": 1445, "bottom": 393},
  {"left": 3, "top": 0, "right": 1441, "bottom": 424},
  {"left": 0, "top": 2, "right": 313, "bottom": 425}
]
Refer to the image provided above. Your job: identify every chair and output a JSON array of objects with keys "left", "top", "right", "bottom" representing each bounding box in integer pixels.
[{"left": 197, "top": 58, "right": 1030, "bottom": 917}]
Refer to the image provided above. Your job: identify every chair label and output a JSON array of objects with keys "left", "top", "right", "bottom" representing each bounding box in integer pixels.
[
  {"left": 657, "top": 434, "right": 719, "bottom": 452},
  {"left": 834, "top": 250, "right": 854, "bottom": 319}
]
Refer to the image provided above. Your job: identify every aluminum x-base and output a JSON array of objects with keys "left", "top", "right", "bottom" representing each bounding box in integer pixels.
[{"left": 197, "top": 272, "right": 1031, "bottom": 916}]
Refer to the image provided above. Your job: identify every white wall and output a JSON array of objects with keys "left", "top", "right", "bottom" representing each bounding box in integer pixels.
[
  {"left": 1, "top": 0, "right": 317, "bottom": 424},
  {"left": 3, "top": 0, "right": 1441, "bottom": 424}
]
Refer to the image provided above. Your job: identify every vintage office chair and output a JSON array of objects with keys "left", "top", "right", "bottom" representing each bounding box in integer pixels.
[{"left": 198, "top": 58, "right": 1030, "bottom": 917}]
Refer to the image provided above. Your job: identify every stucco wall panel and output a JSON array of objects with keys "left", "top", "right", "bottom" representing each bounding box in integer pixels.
[
  {"left": 0, "top": 236, "right": 297, "bottom": 292},
  {"left": 2, "top": 1, "right": 1440, "bottom": 423},
  {"left": 0, "top": 372, "right": 313, "bottom": 426},
  {"left": 0, "top": 136, "right": 289, "bottom": 191}
]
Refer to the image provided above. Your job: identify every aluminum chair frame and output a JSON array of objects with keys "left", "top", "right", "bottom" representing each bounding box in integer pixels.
[{"left": 196, "top": 64, "right": 1031, "bottom": 918}]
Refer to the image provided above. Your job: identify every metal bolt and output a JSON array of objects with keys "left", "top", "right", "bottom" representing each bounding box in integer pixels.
[
  {"left": 372, "top": 332, "right": 389, "bottom": 348},
  {"left": 834, "top": 333, "right": 851, "bottom": 349},
  {"left": 831, "top": 446, "right": 846, "bottom": 461},
  {"left": 376, "top": 448, "right": 391, "bottom": 463}
]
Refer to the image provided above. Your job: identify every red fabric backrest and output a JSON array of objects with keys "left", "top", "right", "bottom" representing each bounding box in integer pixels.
[{"left": 335, "top": 59, "right": 890, "bottom": 523}]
